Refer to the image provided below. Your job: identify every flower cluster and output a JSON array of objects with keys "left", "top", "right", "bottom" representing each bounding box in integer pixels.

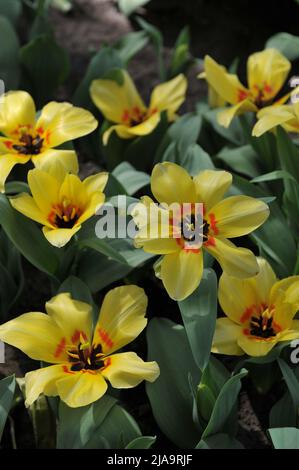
[{"left": 1, "top": 41, "right": 299, "bottom": 426}]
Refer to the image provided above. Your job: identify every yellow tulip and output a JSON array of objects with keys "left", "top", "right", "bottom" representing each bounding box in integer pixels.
[
  {"left": 212, "top": 258, "right": 299, "bottom": 357},
  {"left": 131, "top": 162, "right": 269, "bottom": 301},
  {"left": 204, "top": 49, "right": 291, "bottom": 127},
  {"left": 252, "top": 102, "right": 299, "bottom": 137},
  {"left": 0, "top": 287, "right": 159, "bottom": 408},
  {"left": 0, "top": 91, "right": 98, "bottom": 192},
  {"left": 90, "top": 70, "right": 187, "bottom": 145},
  {"left": 10, "top": 164, "right": 108, "bottom": 248},
  {"left": 198, "top": 70, "right": 226, "bottom": 108}
]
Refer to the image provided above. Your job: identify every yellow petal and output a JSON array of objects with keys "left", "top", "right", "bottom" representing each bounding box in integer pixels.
[
  {"left": 151, "top": 162, "right": 196, "bottom": 204},
  {"left": 93, "top": 285, "right": 148, "bottom": 355},
  {"left": 217, "top": 99, "right": 257, "bottom": 128},
  {"left": 0, "top": 136, "right": 18, "bottom": 154},
  {"left": 270, "top": 276, "right": 299, "bottom": 322},
  {"left": 56, "top": 369, "right": 108, "bottom": 408},
  {"left": 0, "top": 91, "right": 36, "bottom": 137},
  {"left": 273, "top": 300, "right": 295, "bottom": 331},
  {"left": 149, "top": 74, "right": 187, "bottom": 120},
  {"left": 0, "top": 312, "right": 68, "bottom": 363},
  {"left": 278, "top": 321, "right": 299, "bottom": 342},
  {"left": 83, "top": 172, "right": 108, "bottom": 195},
  {"left": 160, "top": 250, "right": 203, "bottom": 301},
  {"left": 135, "top": 236, "right": 179, "bottom": 254},
  {"left": 0, "top": 154, "right": 31, "bottom": 193},
  {"left": 130, "top": 195, "right": 156, "bottom": 229},
  {"left": 103, "top": 124, "right": 134, "bottom": 145},
  {"left": 204, "top": 55, "right": 249, "bottom": 104},
  {"left": 10, "top": 192, "right": 50, "bottom": 227},
  {"left": 252, "top": 105, "right": 295, "bottom": 137},
  {"left": 102, "top": 352, "right": 159, "bottom": 388},
  {"left": 77, "top": 192, "right": 105, "bottom": 225},
  {"left": 237, "top": 334, "right": 277, "bottom": 357},
  {"left": 35, "top": 101, "right": 98, "bottom": 148},
  {"left": 120, "top": 112, "right": 160, "bottom": 136},
  {"left": 218, "top": 257, "right": 277, "bottom": 325},
  {"left": 193, "top": 170, "right": 232, "bottom": 212},
  {"left": 59, "top": 173, "right": 88, "bottom": 209},
  {"left": 90, "top": 70, "right": 145, "bottom": 123},
  {"left": 32, "top": 149, "right": 79, "bottom": 182},
  {"left": 247, "top": 49, "right": 290, "bottom": 100},
  {"left": 208, "top": 84, "right": 226, "bottom": 108},
  {"left": 212, "top": 318, "right": 244, "bottom": 355},
  {"left": 28, "top": 168, "right": 60, "bottom": 214},
  {"left": 45, "top": 292, "right": 93, "bottom": 345},
  {"left": 42, "top": 225, "right": 81, "bottom": 248},
  {"left": 205, "top": 237, "right": 259, "bottom": 279},
  {"left": 132, "top": 198, "right": 179, "bottom": 254},
  {"left": 25, "top": 364, "right": 70, "bottom": 407},
  {"left": 210, "top": 195, "right": 269, "bottom": 238}
]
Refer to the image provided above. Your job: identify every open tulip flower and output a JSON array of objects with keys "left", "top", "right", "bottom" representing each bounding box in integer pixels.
[
  {"left": 212, "top": 258, "right": 299, "bottom": 357},
  {"left": 131, "top": 162, "right": 269, "bottom": 301},
  {"left": 0, "top": 90, "right": 98, "bottom": 192},
  {"left": 252, "top": 102, "right": 299, "bottom": 137},
  {"left": 90, "top": 70, "right": 187, "bottom": 145},
  {"left": 204, "top": 48, "right": 292, "bottom": 127},
  {"left": 198, "top": 69, "right": 226, "bottom": 108},
  {"left": 10, "top": 165, "right": 108, "bottom": 248},
  {"left": 0, "top": 286, "right": 159, "bottom": 408}
]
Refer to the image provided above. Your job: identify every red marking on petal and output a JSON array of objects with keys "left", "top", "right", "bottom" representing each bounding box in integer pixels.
[
  {"left": 54, "top": 337, "right": 66, "bottom": 358},
  {"left": 45, "top": 130, "right": 50, "bottom": 145},
  {"left": 98, "top": 328, "right": 114, "bottom": 349},
  {"left": 71, "top": 330, "right": 80, "bottom": 344},
  {"left": 36, "top": 126, "right": 44, "bottom": 135},
  {"left": 209, "top": 213, "right": 219, "bottom": 235},
  {"left": 264, "top": 83, "right": 272, "bottom": 94},
  {"left": 121, "top": 109, "right": 130, "bottom": 123},
  {"left": 240, "top": 306, "right": 253, "bottom": 324},
  {"left": 238, "top": 89, "right": 249, "bottom": 102},
  {"left": 71, "top": 330, "right": 87, "bottom": 344},
  {"left": 273, "top": 321, "right": 282, "bottom": 333},
  {"left": 103, "top": 357, "right": 111, "bottom": 370},
  {"left": 204, "top": 236, "right": 216, "bottom": 247},
  {"left": 149, "top": 107, "right": 158, "bottom": 115},
  {"left": 183, "top": 246, "right": 201, "bottom": 253},
  {"left": 4, "top": 140, "right": 13, "bottom": 149},
  {"left": 62, "top": 365, "right": 75, "bottom": 374},
  {"left": 243, "top": 328, "right": 250, "bottom": 336}
]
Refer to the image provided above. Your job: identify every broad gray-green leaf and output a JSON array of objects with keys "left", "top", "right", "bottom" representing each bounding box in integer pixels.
[
  {"left": 0, "top": 15, "right": 20, "bottom": 89},
  {"left": 125, "top": 435, "right": 156, "bottom": 449},
  {"left": 114, "top": 31, "right": 149, "bottom": 63},
  {"left": 146, "top": 318, "right": 201, "bottom": 448},
  {"left": 113, "top": 162, "right": 150, "bottom": 195},
  {"left": 0, "top": 0, "right": 22, "bottom": 26},
  {"left": 202, "top": 369, "right": 248, "bottom": 439},
  {"left": 20, "top": 34, "right": 70, "bottom": 107},
  {"left": 118, "top": 0, "right": 150, "bottom": 15},
  {"left": 269, "top": 427, "right": 299, "bottom": 449},
  {"left": 0, "top": 375, "right": 16, "bottom": 440},
  {"left": 266, "top": 32, "right": 299, "bottom": 61},
  {"left": 179, "top": 269, "right": 217, "bottom": 371},
  {"left": 196, "top": 433, "right": 244, "bottom": 449},
  {"left": 0, "top": 194, "right": 59, "bottom": 277}
]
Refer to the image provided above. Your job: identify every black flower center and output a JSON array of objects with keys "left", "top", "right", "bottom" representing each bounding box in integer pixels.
[
  {"left": 12, "top": 133, "right": 43, "bottom": 155},
  {"left": 181, "top": 214, "right": 209, "bottom": 243},
  {"left": 67, "top": 343, "right": 105, "bottom": 372},
  {"left": 250, "top": 315, "right": 276, "bottom": 338},
  {"left": 48, "top": 203, "right": 82, "bottom": 229}
]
